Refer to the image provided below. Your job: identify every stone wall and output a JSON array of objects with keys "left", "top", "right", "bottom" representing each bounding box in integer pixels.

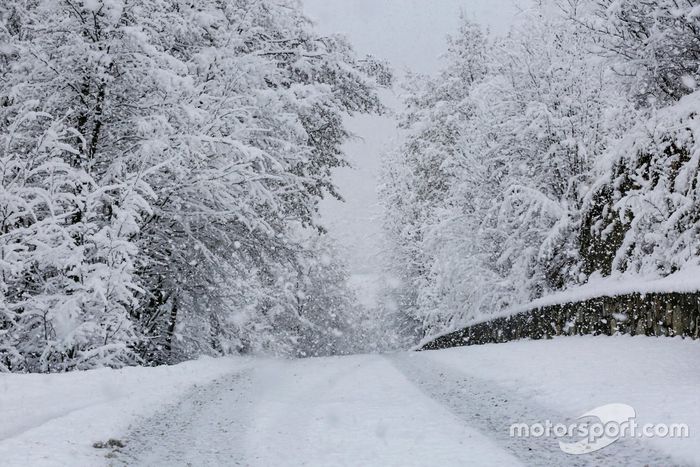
[{"left": 420, "top": 292, "right": 700, "bottom": 351}]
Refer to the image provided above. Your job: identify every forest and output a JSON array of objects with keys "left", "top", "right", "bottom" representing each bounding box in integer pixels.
[
  {"left": 382, "top": 0, "right": 700, "bottom": 338},
  {"left": 0, "top": 0, "right": 393, "bottom": 372}
]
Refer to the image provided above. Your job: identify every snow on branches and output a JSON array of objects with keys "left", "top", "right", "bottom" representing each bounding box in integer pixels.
[
  {"left": 0, "top": 0, "right": 388, "bottom": 371},
  {"left": 381, "top": 1, "right": 700, "bottom": 336}
]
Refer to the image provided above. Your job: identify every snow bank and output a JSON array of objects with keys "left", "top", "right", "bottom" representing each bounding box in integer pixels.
[
  {"left": 0, "top": 357, "right": 250, "bottom": 466},
  {"left": 419, "top": 266, "right": 700, "bottom": 345},
  {"left": 423, "top": 336, "right": 700, "bottom": 465},
  {"left": 498, "top": 266, "right": 700, "bottom": 317}
]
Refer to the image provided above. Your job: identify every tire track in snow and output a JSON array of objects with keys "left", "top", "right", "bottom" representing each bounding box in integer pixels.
[
  {"left": 112, "top": 356, "right": 519, "bottom": 466},
  {"left": 387, "top": 353, "right": 680, "bottom": 466},
  {"left": 112, "top": 368, "right": 256, "bottom": 466}
]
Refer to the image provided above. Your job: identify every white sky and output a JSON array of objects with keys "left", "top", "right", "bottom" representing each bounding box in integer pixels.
[
  {"left": 303, "top": 0, "right": 530, "bottom": 73},
  {"left": 303, "top": 1, "right": 530, "bottom": 306}
]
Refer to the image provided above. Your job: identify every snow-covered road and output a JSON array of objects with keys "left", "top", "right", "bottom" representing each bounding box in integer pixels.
[
  {"left": 2, "top": 337, "right": 698, "bottom": 466},
  {"left": 116, "top": 356, "right": 519, "bottom": 466},
  {"left": 115, "top": 353, "right": 678, "bottom": 467}
]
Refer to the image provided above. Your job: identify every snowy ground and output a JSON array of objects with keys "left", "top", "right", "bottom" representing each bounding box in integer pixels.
[
  {"left": 0, "top": 358, "right": 253, "bottom": 466},
  {"left": 1, "top": 336, "right": 697, "bottom": 466}
]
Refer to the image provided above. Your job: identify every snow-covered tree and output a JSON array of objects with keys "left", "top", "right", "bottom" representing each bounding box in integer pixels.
[
  {"left": 128, "top": 0, "right": 387, "bottom": 361},
  {"left": 0, "top": 0, "right": 386, "bottom": 371},
  {"left": 576, "top": 0, "right": 700, "bottom": 280},
  {"left": 580, "top": 91, "right": 700, "bottom": 279},
  {"left": 380, "top": 4, "right": 656, "bottom": 335},
  {"left": 0, "top": 109, "right": 147, "bottom": 372},
  {"left": 381, "top": 17, "right": 488, "bottom": 329},
  {"left": 580, "top": 0, "right": 700, "bottom": 106},
  {"left": 0, "top": 2, "right": 151, "bottom": 371}
]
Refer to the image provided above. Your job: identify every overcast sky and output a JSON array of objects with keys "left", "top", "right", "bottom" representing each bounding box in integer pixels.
[{"left": 303, "top": 0, "right": 530, "bottom": 73}]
